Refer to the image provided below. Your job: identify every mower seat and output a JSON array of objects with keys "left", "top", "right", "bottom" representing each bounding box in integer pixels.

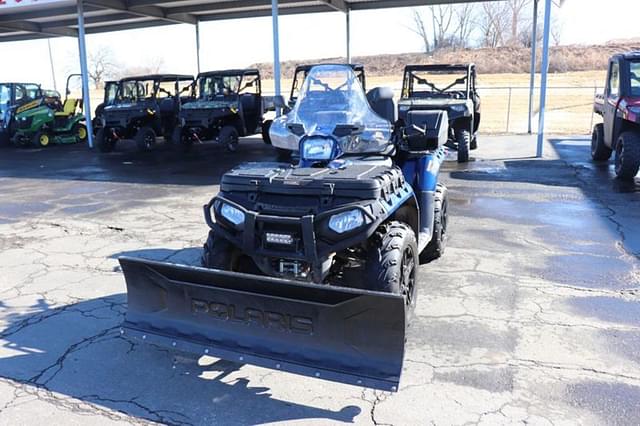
[{"left": 55, "top": 99, "right": 78, "bottom": 117}]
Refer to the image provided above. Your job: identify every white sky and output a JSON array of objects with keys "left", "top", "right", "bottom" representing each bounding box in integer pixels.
[{"left": 0, "top": 0, "right": 639, "bottom": 90}]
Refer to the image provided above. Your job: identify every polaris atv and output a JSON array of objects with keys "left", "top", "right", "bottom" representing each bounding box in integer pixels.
[
  {"left": 262, "top": 63, "right": 365, "bottom": 151},
  {"left": 11, "top": 75, "right": 87, "bottom": 148},
  {"left": 0, "top": 82, "right": 42, "bottom": 145},
  {"left": 119, "top": 65, "right": 449, "bottom": 392},
  {"left": 172, "top": 69, "right": 266, "bottom": 152},
  {"left": 398, "top": 64, "right": 480, "bottom": 163},
  {"left": 92, "top": 80, "right": 120, "bottom": 136},
  {"left": 96, "top": 74, "right": 194, "bottom": 153}
]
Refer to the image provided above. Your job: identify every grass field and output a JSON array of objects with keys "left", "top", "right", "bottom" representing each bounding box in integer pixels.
[{"left": 263, "top": 70, "right": 607, "bottom": 135}]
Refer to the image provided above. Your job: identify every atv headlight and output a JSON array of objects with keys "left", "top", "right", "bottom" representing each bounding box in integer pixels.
[
  {"left": 450, "top": 104, "right": 468, "bottom": 113},
  {"left": 301, "top": 137, "right": 335, "bottom": 161},
  {"left": 329, "top": 209, "right": 364, "bottom": 234},
  {"left": 220, "top": 203, "right": 245, "bottom": 226}
]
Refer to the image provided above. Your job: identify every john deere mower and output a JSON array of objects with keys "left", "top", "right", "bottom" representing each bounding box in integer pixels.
[
  {"left": 11, "top": 75, "right": 87, "bottom": 148},
  {"left": 119, "top": 65, "right": 450, "bottom": 391}
]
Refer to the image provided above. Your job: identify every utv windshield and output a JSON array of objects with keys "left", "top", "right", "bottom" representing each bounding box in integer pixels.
[
  {"left": 630, "top": 61, "right": 640, "bottom": 97},
  {"left": 198, "top": 75, "right": 241, "bottom": 99},
  {"left": 403, "top": 67, "right": 470, "bottom": 99},
  {"left": 290, "top": 65, "right": 391, "bottom": 153},
  {"left": 0, "top": 84, "right": 10, "bottom": 126}
]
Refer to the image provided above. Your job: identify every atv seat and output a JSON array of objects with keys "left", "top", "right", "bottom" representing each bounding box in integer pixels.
[
  {"left": 367, "top": 87, "right": 396, "bottom": 123},
  {"left": 55, "top": 99, "right": 78, "bottom": 117}
]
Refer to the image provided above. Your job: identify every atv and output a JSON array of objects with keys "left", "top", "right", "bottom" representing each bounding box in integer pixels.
[
  {"left": 262, "top": 63, "right": 365, "bottom": 153},
  {"left": 96, "top": 74, "right": 194, "bottom": 153},
  {"left": 0, "top": 82, "right": 42, "bottom": 145},
  {"left": 172, "top": 69, "right": 266, "bottom": 153},
  {"left": 119, "top": 65, "right": 449, "bottom": 391},
  {"left": 398, "top": 64, "right": 480, "bottom": 163},
  {"left": 592, "top": 52, "right": 640, "bottom": 180},
  {"left": 11, "top": 75, "right": 87, "bottom": 148},
  {"left": 92, "top": 80, "right": 120, "bottom": 136}
]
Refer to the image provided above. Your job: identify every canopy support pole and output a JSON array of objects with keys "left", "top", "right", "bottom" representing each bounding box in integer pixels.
[
  {"left": 536, "top": 0, "right": 552, "bottom": 157},
  {"left": 195, "top": 20, "right": 201, "bottom": 74},
  {"left": 346, "top": 9, "right": 351, "bottom": 63},
  {"left": 271, "top": 0, "right": 281, "bottom": 116},
  {"left": 527, "top": 0, "right": 538, "bottom": 134},
  {"left": 77, "top": 0, "right": 94, "bottom": 149},
  {"left": 47, "top": 39, "right": 57, "bottom": 91}
]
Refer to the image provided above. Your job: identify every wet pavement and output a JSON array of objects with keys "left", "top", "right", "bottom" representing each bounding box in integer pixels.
[{"left": 0, "top": 135, "right": 638, "bottom": 425}]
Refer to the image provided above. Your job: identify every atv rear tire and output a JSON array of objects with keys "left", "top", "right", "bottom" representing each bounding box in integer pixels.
[
  {"left": 32, "top": 131, "right": 51, "bottom": 148},
  {"left": 135, "top": 127, "right": 157, "bottom": 152},
  {"left": 420, "top": 183, "right": 448, "bottom": 263},
  {"left": 455, "top": 128, "right": 470, "bottom": 163},
  {"left": 96, "top": 128, "right": 116, "bottom": 153},
  {"left": 591, "top": 123, "right": 612, "bottom": 161},
  {"left": 73, "top": 123, "right": 88, "bottom": 144},
  {"left": 364, "top": 221, "right": 418, "bottom": 314},
  {"left": 614, "top": 131, "right": 640, "bottom": 180},
  {"left": 219, "top": 126, "right": 239, "bottom": 152},
  {"left": 202, "top": 230, "right": 236, "bottom": 270},
  {"left": 262, "top": 120, "right": 273, "bottom": 145}
]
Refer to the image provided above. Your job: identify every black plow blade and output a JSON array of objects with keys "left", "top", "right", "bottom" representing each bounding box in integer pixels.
[{"left": 119, "top": 256, "right": 407, "bottom": 391}]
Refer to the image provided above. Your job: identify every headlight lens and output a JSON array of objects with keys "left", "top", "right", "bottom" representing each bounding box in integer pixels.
[
  {"left": 450, "top": 104, "right": 467, "bottom": 113},
  {"left": 220, "top": 203, "right": 245, "bottom": 225},
  {"left": 329, "top": 209, "right": 364, "bottom": 234},
  {"left": 301, "top": 137, "right": 335, "bottom": 161}
]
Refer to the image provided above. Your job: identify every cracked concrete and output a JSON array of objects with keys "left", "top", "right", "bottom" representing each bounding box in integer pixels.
[{"left": 0, "top": 135, "right": 639, "bottom": 425}]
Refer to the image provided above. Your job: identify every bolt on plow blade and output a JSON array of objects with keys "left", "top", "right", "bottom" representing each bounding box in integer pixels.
[{"left": 119, "top": 256, "right": 407, "bottom": 391}]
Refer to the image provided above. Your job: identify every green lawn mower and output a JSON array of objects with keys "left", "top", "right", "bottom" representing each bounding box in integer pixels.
[{"left": 11, "top": 74, "right": 87, "bottom": 148}]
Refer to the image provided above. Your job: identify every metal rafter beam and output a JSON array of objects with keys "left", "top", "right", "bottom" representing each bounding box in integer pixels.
[
  {"left": 197, "top": 5, "right": 334, "bottom": 22},
  {"left": 320, "top": 0, "right": 347, "bottom": 13},
  {"left": 164, "top": 0, "right": 306, "bottom": 17},
  {"left": 40, "top": 12, "right": 142, "bottom": 29},
  {"left": 0, "top": 20, "right": 76, "bottom": 37},
  {"left": 85, "top": 0, "right": 197, "bottom": 25},
  {"left": 0, "top": 5, "right": 99, "bottom": 23}
]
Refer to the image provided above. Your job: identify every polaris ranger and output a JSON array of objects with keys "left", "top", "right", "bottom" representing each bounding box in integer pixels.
[
  {"left": 592, "top": 52, "right": 640, "bottom": 180},
  {"left": 119, "top": 65, "right": 450, "bottom": 391},
  {"left": 96, "top": 74, "right": 194, "bottom": 153},
  {"left": 172, "top": 69, "right": 266, "bottom": 152},
  {"left": 398, "top": 64, "right": 480, "bottom": 163},
  {"left": 92, "top": 80, "right": 120, "bottom": 135}
]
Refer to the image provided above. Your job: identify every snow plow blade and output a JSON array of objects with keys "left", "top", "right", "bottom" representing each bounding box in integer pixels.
[{"left": 119, "top": 256, "right": 407, "bottom": 391}]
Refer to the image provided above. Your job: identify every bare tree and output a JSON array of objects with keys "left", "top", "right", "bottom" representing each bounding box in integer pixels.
[
  {"left": 453, "top": 4, "right": 476, "bottom": 48},
  {"left": 551, "top": 15, "right": 563, "bottom": 46},
  {"left": 408, "top": 9, "right": 431, "bottom": 54},
  {"left": 116, "top": 57, "right": 165, "bottom": 79},
  {"left": 430, "top": 5, "right": 454, "bottom": 50},
  {"left": 477, "top": 2, "right": 510, "bottom": 48},
  {"left": 87, "top": 46, "right": 117, "bottom": 89},
  {"left": 507, "top": 0, "right": 531, "bottom": 45}
]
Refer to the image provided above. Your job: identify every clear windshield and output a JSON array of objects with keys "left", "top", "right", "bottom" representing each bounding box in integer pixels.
[
  {"left": 630, "top": 61, "right": 640, "bottom": 97},
  {"left": 198, "top": 75, "right": 241, "bottom": 99},
  {"left": 289, "top": 65, "right": 391, "bottom": 153},
  {"left": 403, "top": 68, "right": 470, "bottom": 99},
  {"left": 0, "top": 84, "right": 9, "bottom": 125}
]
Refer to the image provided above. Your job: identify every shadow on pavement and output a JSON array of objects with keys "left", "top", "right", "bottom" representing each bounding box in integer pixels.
[{"left": 0, "top": 295, "right": 361, "bottom": 425}]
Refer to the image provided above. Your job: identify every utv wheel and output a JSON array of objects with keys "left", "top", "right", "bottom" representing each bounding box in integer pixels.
[
  {"left": 420, "top": 183, "right": 448, "bottom": 263},
  {"left": 135, "top": 127, "right": 157, "bottom": 152},
  {"left": 591, "top": 123, "right": 612, "bottom": 161},
  {"left": 364, "top": 221, "right": 418, "bottom": 315},
  {"left": 219, "top": 126, "right": 239, "bottom": 152},
  {"left": 96, "top": 128, "right": 116, "bottom": 153},
  {"left": 470, "top": 136, "right": 478, "bottom": 151},
  {"left": 261, "top": 120, "right": 273, "bottom": 145},
  {"left": 614, "top": 131, "right": 640, "bottom": 180},
  {"left": 32, "top": 131, "right": 51, "bottom": 148},
  {"left": 455, "top": 128, "right": 470, "bottom": 163},
  {"left": 170, "top": 126, "right": 192, "bottom": 153},
  {"left": 73, "top": 123, "right": 88, "bottom": 144},
  {"left": 202, "top": 230, "right": 235, "bottom": 270}
]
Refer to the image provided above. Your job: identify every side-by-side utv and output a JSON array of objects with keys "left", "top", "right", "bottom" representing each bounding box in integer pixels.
[
  {"left": 0, "top": 82, "right": 42, "bottom": 145},
  {"left": 398, "top": 64, "right": 480, "bottom": 163},
  {"left": 119, "top": 65, "right": 450, "bottom": 392},
  {"left": 172, "top": 69, "right": 266, "bottom": 152},
  {"left": 96, "top": 74, "right": 194, "bottom": 153},
  {"left": 11, "top": 75, "right": 87, "bottom": 148},
  {"left": 92, "top": 81, "right": 120, "bottom": 136}
]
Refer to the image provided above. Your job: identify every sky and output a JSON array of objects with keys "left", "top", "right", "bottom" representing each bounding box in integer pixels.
[{"left": 0, "top": 0, "right": 639, "bottom": 90}]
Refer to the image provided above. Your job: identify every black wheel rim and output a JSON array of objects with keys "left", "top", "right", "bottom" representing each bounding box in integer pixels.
[{"left": 400, "top": 246, "right": 416, "bottom": 306}]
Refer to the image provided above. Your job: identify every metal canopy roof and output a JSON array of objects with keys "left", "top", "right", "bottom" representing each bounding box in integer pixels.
[{"left": 0, "top": 0, "right": 486, "bottom": 43}]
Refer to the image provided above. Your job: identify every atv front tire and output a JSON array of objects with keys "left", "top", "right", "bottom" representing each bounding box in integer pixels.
[
  {"left": 454, "top": 128, "right": 470, "bottom": 163},
  {"left": 276, "top": 147, "right": 293, "bottom": 162},
  {"left": 202, "top": 230, "right": 235, "bottom": 270},
  {"left": 364, "top": 221, "right": 418, "bottom": 313},
  {"left": 96, "top": 128, "right": 116, "bottom": 153},
  {"left": 420, "top": 183, "right": 448, "bottom": 263},
  {"left": 135, "top": 127, "right": 157, "bottom": 152},
  {"left": 261, "top": 120, "right": 273, "bottom": 145},
  {"left": 219, "top": 126, "right": 239, "bottom": 152},
  {"left": 591, "top": 123, "right": 612, "bottom": 161},
  {"left": 614, "top": 131, "right": 640, "bottom": 180}
]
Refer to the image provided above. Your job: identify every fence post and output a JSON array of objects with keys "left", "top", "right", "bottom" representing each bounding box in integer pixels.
[{"left": 506, "top": 87, "right": 512, "bottom": 133}]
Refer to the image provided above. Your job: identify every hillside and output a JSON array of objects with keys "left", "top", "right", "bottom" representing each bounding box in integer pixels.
[{"left": 252, "top": 43, "right": 640, "bottom": 78}]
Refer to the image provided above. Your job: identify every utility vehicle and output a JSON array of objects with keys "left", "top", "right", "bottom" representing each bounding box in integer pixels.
[
  {"left": 172, "top": 69, "right": 266, "bottom": 152},
  {"left": 11, "top": 75, "right": 87, "bottom": 148},
  {"left": 119, "top": 65, "right": 449, "bottom": 391},
  {"left": 398, "top": 64, "right": 480, "bottom": 163},
  {"left": 592, "top": 52, "right": 640, "bottom": 180},
  {"left": 92, "top": 81, "right": 120, "bottom": 135},
  {"left": 0, "top": 82, "right": 42, "bottom": 145},
  {"left": 262, "top": 63, "right": 365, "bottom": 150},
  {"left": 96, "top": 74, "right": 194, "bottom": 153}
]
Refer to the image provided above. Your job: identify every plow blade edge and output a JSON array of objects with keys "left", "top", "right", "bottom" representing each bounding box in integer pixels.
[{"left": 119, "top": 256, "right": 407, "bottom": 391}]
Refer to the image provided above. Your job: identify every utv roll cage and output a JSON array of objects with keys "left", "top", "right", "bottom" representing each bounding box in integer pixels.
[
  {"left": 115, "top": 74, "right": 194, "bottom": 102},
  {"left": 402, "top": 64, "right": 476, "bottom": 100},
  {"left": 195, "top": 68, "right": 261, "bottom": 98}
]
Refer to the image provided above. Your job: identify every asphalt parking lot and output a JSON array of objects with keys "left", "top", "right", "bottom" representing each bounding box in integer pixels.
[{"left": 0, "top": 135, "right": 639, "bottom": 425}]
